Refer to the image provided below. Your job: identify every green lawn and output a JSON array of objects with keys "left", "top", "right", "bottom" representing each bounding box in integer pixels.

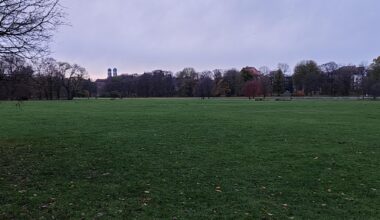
[{"left": 0, "top": 99, "right": 379, "bottom": 219}]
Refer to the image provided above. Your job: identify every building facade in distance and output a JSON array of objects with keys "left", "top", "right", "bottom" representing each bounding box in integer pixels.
[{"left": 96, "top": 68, "right": 119, "bottom": 96}]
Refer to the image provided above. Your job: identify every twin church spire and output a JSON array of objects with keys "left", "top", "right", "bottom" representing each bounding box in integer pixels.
[{"left": 107, "top": 68, "right": 118, "bottom": 78}]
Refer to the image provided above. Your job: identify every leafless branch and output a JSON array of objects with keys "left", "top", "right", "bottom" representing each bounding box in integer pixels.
[{"left": 0, "top": 0, "right": 65, "bottom": 59}]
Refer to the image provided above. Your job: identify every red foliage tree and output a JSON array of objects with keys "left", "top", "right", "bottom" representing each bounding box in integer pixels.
[{"left": 243, "top": 80, "right": 262, "bottom": 99}]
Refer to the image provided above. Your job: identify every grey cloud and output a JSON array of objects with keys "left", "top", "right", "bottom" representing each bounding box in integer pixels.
[{"left": 51, "top": 0, "right": 380, "bottom": 78}]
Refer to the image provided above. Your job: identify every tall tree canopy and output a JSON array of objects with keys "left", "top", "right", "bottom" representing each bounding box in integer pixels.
[
  {"left": 369, "top": 57, "right": 380, "bottom": 79},
  {"left": 367, "top": 56, "right": 380, "bottom": 98},
  {"left": 273, "top": 69, "right": 285, "bottom": 96},
  {"left": 293, "top": 60, "right": 322, "bottom": 95}
]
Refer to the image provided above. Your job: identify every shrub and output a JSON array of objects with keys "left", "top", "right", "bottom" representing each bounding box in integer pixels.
[
  {"left": 370, "top": 83, "right": 380, "bottom": 99},
  {"left": 110, "top": 91, "right": 121, "bottom": 99},
  {"left": 294, "top": 91, "right": 305, "bottom": 97}
]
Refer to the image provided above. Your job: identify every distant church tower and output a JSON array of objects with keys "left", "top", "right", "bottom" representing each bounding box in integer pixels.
[
  {"left": 113, "top": 68, "right": 118, "bottom": 77},
  {"left": 107, "top": 68, "right": 112, "bottom": 78}
]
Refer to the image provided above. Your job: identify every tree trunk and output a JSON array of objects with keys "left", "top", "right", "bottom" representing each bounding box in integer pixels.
[{"left": 56, "top": 88, "right": 61, "bottom": 100}]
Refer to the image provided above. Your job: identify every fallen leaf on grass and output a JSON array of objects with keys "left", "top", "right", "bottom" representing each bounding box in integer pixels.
[{"left": 40, "top": 204, "right": 49, "bottom": 209}]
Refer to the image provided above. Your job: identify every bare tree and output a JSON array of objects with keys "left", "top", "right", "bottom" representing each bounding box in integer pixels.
[
  {"left": 277, "top": 63, "right": 290, "bottom": 75},
  {"left": 0, "top": 0, "right": 65, "bottom": 58},
  {"left": 195, "top": 71, "right": 213, "bottom": 99},
  {"left": 259, "top": 66, "right": 270, "bottom": 75},
  {"left": 176, "top": 68, "right": 198, "bottom": 97},
  {"left": 319, "top": 62, "right": 339, "bottom": 74},
  {"left": 58, "top": 62, "right": 87, "bottom": 100},
  {"left": 319, "top": 62, "right": 339, "bottom": 96},
  {"left": 212, "top": 69, "right": 224, "bottom": 96},
  {"left": 33, "top": 58, "right": 61, "bottom": 99},
  {"left": 260, "top": 74, "right": 272, "bottom": 98},
  {"left": 273, "top": 69, "right": 285, "bottom": 96}
]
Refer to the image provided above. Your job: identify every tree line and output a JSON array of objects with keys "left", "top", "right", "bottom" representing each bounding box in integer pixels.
[
  {"left": 0, "top": 56, "right": 89, "bottom": 100},
  {"left": 98, "top": 58, "right": 380, "bottom": 99},
  {"left": 1, "top": 56, "right": 380, "bottom": 100},
  {"left": 1, "top": 1, "right": 380, "bottom": 100}
]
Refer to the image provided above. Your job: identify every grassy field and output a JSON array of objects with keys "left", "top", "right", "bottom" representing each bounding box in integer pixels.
[{"left": 0, "top": 99, "right": 379, "bottom": 219}]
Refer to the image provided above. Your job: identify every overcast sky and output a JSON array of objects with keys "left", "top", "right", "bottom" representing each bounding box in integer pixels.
[{"left": 51, "top": 0, "right": 380, "bottom": 79}]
